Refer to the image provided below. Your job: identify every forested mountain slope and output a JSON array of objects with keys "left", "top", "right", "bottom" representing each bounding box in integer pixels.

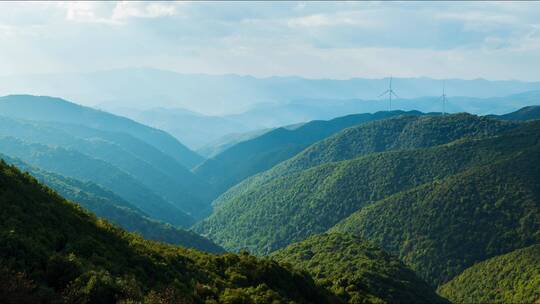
[
  {"left": 272, "top": 233, "right": 448, "bottom": 304},
  {"left": 1, "top": 154, "right": 223, "bottom": 253},
  {"left": 194, "top": 110, "right": 422, "bottom": 196},
  {"left": 0, "top": 136, "right": 194, "bottom": 227},
  {"left": 332, "top": 126, "right": 540, "bottom": 285},
  {"left": 214, "top": 113, "right": 518, "bottom": 207},
  {"left": 0, "top": 95, "right": 203, "bottom": 168},
  {"left": 438, "top": 244, "right": 540, "bottom": 304},
  {"left": 0, "top": 116, "right": 213, "bottom": 218},
  {"left": 196, "top": 115, "right": 524, "bottom": 254},
  {"left": 496, "top": 104, "right": 540, "bottom": 121},
  {"left": 0, "top": 160, "right": 332, "bottom": 303}
]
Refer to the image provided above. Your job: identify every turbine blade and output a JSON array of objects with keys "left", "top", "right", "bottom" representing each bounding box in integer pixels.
[
  {"left": 391, "top": 91, "right": 400, "bottom": 99},
  {"left": 378, "top": 90, "right": 390, "bottom": 98}
]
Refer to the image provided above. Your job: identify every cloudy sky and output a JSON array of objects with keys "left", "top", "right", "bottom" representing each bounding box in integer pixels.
[{"left": 1, "top": 1, "right": 540, "bottom": 80}]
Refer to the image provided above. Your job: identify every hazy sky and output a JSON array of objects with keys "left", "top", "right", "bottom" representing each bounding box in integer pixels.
[{"left": 1, "top": 1, "right": 540, "bottom": 80}]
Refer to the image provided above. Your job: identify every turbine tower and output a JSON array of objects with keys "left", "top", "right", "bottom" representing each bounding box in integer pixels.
[
  {"left": 379, "top": 76, "right": 399, "bottom": 111},
  {"left": 441, "top": 80, "right": 447, "bottom": 115}
]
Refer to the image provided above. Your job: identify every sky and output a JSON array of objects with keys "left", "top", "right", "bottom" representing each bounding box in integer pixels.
[{"left": 1, "top": 1, "right": 540, "bottom": 80}]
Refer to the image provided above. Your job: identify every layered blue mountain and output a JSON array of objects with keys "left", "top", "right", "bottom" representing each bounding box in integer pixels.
[
  {"left": 117, "top": 107, "right": 252, "bottom": 150},
  {"left": 0, "top": 95, "right": 203, "bottom": 168},
  {"left": 3, "top": 68, "right": 540, "bottom": 115},
  {"left": 0, "top": 95, "right": 217, "bottom": 219}
]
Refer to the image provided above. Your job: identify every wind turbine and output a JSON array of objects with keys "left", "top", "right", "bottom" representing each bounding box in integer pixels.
[
  {"left": 378, "top": 76, "right": 399, "bottom": 111},
  {"left": 441, "top": 80, "right": 447, "bottom": 115}
]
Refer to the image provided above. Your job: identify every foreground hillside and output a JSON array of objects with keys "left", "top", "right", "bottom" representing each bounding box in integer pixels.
[
  {"left": 1, "top": 154, "right": 223, "bottom": 254},
  {"left": 438, "top": 244, "right": 540, "bottom": 304},
  {"left": 0, "top": 160, "right": 333, "bottom": 303},
  {"left": 272, "top": 233, "right": 448, "bottom": 304},
  {"left": 332, "top": 123, "right": 540, "bottom": 285},
  {"left": 196, "top": 114, "right": 522, "bottom": 254}
]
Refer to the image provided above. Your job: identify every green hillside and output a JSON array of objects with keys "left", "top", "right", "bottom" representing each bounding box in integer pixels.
[
  {"left": 0, "top": 160, "right": 332, "bottom": 303},
  {"left": 0, "top": 116, "right": 213, "bottom": 218},
  {"left": 497, "top": 104, "right": 540, "bottom": 121},
  {"left": 438, "top": 244, "right": 540, "bottom": 304},
  {"left": 0, "top": 95, "right": 203, "bottom": 168},
  {"left": 272, "top": 233, "right": 448, "bottom": 304},
  {"left": 0, "top": 136, "right": 194, "bottom": 227},
  {"left": 1, "top": 154, "right": 223, "bottom": 253},
  {"left": 196, "top": 115, "right": 524, "bottom": 254},
  {"left": 194, "top": 111, "right": 422, "bottom": 196},
  {"left": 213, "top": 113, "right": 517, "bottom": 207},
  {"left": 332, "top": 132, "right": 540, "bottom": 285}
]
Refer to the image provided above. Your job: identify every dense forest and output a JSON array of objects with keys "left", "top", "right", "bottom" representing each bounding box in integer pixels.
[
  {"left": 332, "top": 128, "right": 540, "bottom": 285},
  {"left": 211, "top": 113, "right": 518, "bottom": 208},
  {"left": 194, "top": 111, "right": 422, "bottom": 196},
  {"left": 437, "top": 244, "right": 540, "bottom": 303},
  {"left": 195, "top": 115, "right": 528, "bottom": 254},
  {"left": 271, "top": 233, "right": 447, "bottom": 304},
  {"left": 0, "top": 160, "right": 332, "bottom": 303}
]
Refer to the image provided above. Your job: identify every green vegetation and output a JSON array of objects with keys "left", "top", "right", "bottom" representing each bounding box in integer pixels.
[
  {"left": 2, "top": 154, "right": 224, "bottom": 253},
  {"left": 332, "top": 132, "right": 540, "bottom": 285},
  {"left": 272, "top": 233, "right": 448, "bottom": 304},
  {"left": 438, "top": 244, "right": 540, "bottom": 304},
  {"left": 213, "top": 113, "right": 517, "bottom": 207},
  {"left": 0, "top": 160, "right": 332, "bottom": 303},
  {"left": 496, "top": 104, "right": 540, "bottom": 121},
  {"left": 0, "top": 136, "right": 194, "bottom": 227},
  {"left": 195, "top": 111, "right": 422, "bottom": 196},
  {"left": 196, "top": 115, "right": 524, "bottom": 255}
]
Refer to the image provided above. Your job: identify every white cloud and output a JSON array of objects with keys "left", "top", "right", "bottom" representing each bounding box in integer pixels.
[
  {"left": 111, "top": 2, "right": 181, "bottom": 20},
  {"left": 0, "top": 1, "right": 539, "bottom": 80},
  {"left": 287, "top": 11, "right": 378, "bottom": 28}
]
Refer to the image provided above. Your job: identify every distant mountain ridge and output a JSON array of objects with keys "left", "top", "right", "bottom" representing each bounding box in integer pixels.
[
  {"left": 0, "top": 95, "right": 203, "bottom": 169},
  {"left": 3, "top": 68, "right": 540, "bottom": 115}
]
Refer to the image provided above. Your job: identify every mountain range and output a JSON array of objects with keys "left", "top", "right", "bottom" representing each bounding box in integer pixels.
[
  {"left": 1, "top": 90, "right": 539, "bottom": 303},
  {"left": 3, "top": 68, "right": 540, "bottom": 116}
]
